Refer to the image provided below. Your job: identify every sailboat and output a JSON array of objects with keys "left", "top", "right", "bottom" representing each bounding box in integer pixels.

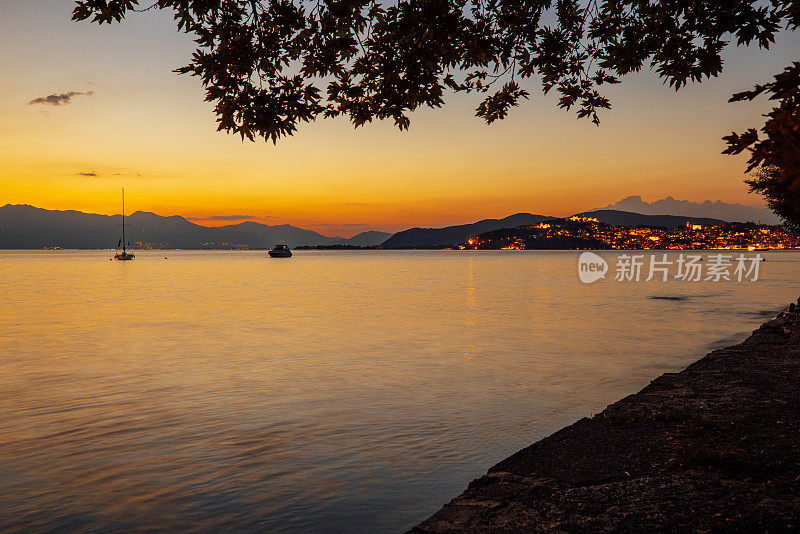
[{"left": 114, "top": 188, "right": 135, "bottom": 261}]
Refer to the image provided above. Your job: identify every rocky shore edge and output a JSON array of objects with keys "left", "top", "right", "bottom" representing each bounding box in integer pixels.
[{"left": 410, "top": 305, "right": 800, "bottom": 533}]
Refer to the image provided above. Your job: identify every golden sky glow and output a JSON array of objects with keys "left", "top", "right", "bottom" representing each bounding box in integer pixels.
[{"left": 1, "top": 2, "right": 799, "bottom": 236}]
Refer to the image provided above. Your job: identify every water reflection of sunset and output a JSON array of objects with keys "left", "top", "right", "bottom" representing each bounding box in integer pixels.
[{"left": 2, "top": 249, "right": 799, "bottom": 531}]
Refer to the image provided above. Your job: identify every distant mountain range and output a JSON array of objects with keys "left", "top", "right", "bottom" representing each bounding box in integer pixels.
[
  {"left": 0, "top": 201, "right": 782, "bottom": 250},
  {"left": 0, "top": 205, "right": 392, "bottom": 249},
  {"left": 595, "top": 195, "right": 779, "bottom": 224}
]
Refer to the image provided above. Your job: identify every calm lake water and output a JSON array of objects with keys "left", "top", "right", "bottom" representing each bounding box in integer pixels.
[{"left": 1, "top": 249, "right": 799, "bottom": 532}]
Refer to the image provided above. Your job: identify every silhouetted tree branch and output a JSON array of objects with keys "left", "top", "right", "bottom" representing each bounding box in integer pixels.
[
  {"left": 72, "top": 0, "right": 800, "bottom": 226},
  {"left": 725, "top": 62, "right": 800, "bottom": 231}
]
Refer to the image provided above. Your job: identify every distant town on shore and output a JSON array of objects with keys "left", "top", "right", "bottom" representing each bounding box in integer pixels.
[{"left": 452, "top": 216, "right": 797, "bottom": 251}]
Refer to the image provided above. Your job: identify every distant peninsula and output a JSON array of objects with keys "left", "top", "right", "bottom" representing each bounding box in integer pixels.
[{"left": 456, "top": 216, "right": 799, "bottom": 251}]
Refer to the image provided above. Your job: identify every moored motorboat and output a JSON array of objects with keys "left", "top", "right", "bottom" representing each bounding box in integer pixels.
[{"left": 268, "top": 244, "right": 292, "bottom": 258}]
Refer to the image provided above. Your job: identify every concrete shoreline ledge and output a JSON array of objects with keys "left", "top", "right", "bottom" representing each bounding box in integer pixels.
[{"left": 410, "top": 308, "right": 800, "bottom": 533}]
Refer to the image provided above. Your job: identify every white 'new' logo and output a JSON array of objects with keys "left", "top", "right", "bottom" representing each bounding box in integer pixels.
[{"left": 578, "top": 252, "right": 608, "bottom": 283}]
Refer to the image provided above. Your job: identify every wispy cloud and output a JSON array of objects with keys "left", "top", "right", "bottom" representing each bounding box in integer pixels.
[
  {"left": 29, "top": 90, "right": 95, "bottom": 106},
  {"left": 187, "top": 215, "right": 257, "bottom": 221},
  {"left": 78, "top": 171, "right": 98, "bottom": 177}
]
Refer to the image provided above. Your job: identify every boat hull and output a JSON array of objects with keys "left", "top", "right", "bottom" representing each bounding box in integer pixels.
[
  {"left": 268, "top": 250, "right": 292, "bottom": 258},
  {"left": 114, "top": 253, "right": 135, "bottom": 261}
]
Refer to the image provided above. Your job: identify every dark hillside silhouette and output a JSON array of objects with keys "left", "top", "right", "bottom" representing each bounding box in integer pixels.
[
  {"left": 576, "top": 210, "right": 726, "bottom": 229},
  {"left": 0, "top": 205, "right": 390, "bottom": 249},
  {"left": 382, "top": 213, "right": 551, "bottom": 248}
]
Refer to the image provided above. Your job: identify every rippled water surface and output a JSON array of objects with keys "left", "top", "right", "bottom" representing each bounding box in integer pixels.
[{"left": 2, "top": 249, "right": 799, "bottom": 532}]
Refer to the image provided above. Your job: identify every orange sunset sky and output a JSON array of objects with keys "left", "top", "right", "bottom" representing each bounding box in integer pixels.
[{"left": 1, "top": 2, "right": 799, "bottom": 237}]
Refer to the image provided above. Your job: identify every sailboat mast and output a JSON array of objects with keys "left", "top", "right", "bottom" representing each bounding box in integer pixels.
[{"left": 121, "top": 187, "right": 126, "bottom": 253}]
